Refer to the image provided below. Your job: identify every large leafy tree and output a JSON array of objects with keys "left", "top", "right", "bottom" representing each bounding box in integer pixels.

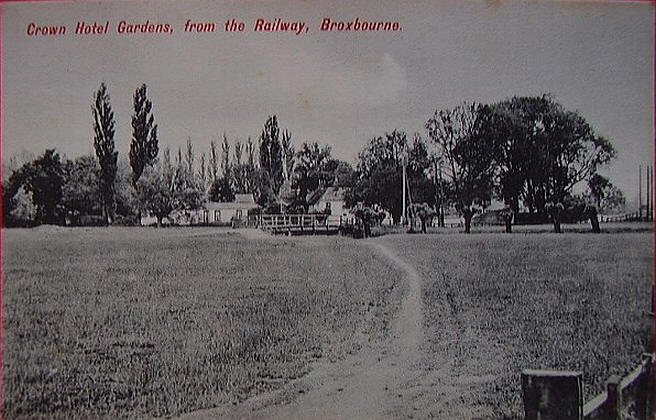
[
  {"left": 410, "top": 202, "right": 437, "bottom": 233},
  {"left": 487, "top": 98, "right": 533, "bottom": 220},
  {"left": 114, "top": 157, "right": 140, "bottom": 222},
  {"left": 92, "top": 82, "right": 118, "bottom": 224},
  {"left": 426, "top": 103, "right": 500, "bottom": 233},
  {"left": 129, "top": 84, "right": 159, "bottom": 187},
  {"left": 137, "top": 145, "right": 204, "bottom": 226},
  {"left": 350, "top": 203, "right": 385, "bottom": 238},
  {"left": 7, "top": 149, "right": 66, "bottom": 225},
  {"left": 3, "top": 151, "right": 48, "bottom": 226},
  {"left": 349, "top": 130, "right": 430, "bottom": 223},
  {"left": 484, "top": 95, "right": 615, "bottom": 232},
  {"left": 548, "top": 116, "right": 613, "bottom": 231},
  {"left": 293, "top": 142, "right": 332, "bottom": 212},
  {"left": 62, "top": 155, "right": 101, "bottom": 223},
  {"left": 30, "top": 150, "right": 66, "bottom": 224},
  {"left": 520, "top": 97, "right": 615, "bottom": 232},
  {"left": 3, "top": 164, "right": 30, "bottom": 226},
  {"left": 325, "top": 159, "right": 356, "bottom": 188},
  {"left": 599, "top": 186, "right": 626, "bottom": 215},
  {"left": 208, "top": 176, "right": 235, "bottom": 202},
  {"left": 348, "top": 131, "right": 405, "bottom": 223},
  {"left": 587, "top": 174, "right": 612, "bottom": 211},
  {"left": 585, "top": 173, "right": 625, "bottom": 215},
  {"left": 406, "top": 133, "right": 434, "bottom": 207},
  {"left": 137, "top": 148, "right": 176, "bottom": 227}
]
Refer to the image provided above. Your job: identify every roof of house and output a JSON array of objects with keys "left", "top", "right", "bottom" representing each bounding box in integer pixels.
[
  {"left": 308, "top": 186, "right": 346, "bottom": 206},
  {"left": 234, "top": 194, "right": 256, "bottom": 205},
  {"left": 206, "top": 194, "right": 259, "bottom": 210}
]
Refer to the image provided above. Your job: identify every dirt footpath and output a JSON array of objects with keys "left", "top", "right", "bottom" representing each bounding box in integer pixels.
[{"left": 171, "top": 238, "right": 480, "bottom": 420}]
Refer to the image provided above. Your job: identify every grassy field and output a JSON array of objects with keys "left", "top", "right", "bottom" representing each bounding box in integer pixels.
[
  {"left": 2, "top": 227, "right": 404, "bottom": 419},
  {"left": 3, "top": 227, "right": 653, "bottom": 419},
  {"left": 373, "top": 221, "right": 654, "bottom": 236},
  {"left": 380, "top": 232, "right": 653, "bottom": 419}
]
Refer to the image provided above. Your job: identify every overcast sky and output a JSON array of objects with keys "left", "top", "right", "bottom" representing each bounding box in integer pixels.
[{"left": 2, "top": 0, "right": 653, "bottom": 203}]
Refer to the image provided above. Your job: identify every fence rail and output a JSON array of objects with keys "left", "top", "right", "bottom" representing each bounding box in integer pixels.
[
  {"left": 599, "top": 212, "right": 649, "bottom": 223},
  {"left": 522, "top": 353, "right": 654, "bottom": 420},
  {"left": 583, "top": 353, "right": 653, "bottom": 420},
  {"left": 248, "top": 214, "right": 354, "bottom": 235}
]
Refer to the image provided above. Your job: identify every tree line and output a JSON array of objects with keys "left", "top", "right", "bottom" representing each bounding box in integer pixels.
[
  {"left": 2, "top": 85, "right": 624, "bottom": 233},
  {"left": 347, "top": 95, "right": 624, "bottom": 233},
  {"left": 2, "top": 83, "right": 356, "bottom": 227}
]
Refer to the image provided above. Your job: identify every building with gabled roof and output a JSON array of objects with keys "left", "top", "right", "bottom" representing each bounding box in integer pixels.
[
  {"left": 308, "top": 186, "right": 349, "bottom": 216},
  {"left": 140, "top": 193, "right": 260, "bottom": 226}
]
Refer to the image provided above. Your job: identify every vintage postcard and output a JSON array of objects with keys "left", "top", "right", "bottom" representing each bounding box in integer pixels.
[{"left": 1, "top": 0, "right": 653, "bottom": 419}]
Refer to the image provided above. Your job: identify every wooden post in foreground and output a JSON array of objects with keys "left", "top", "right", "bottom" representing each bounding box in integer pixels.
[
  {"left": 521, "top": 370, "right": 583, "bottom": 420},
  {"left": 606, "top": 375, "right": 622, "bottom": 420}
]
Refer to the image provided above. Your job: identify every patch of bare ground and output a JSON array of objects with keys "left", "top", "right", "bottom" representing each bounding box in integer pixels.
[{"left": 171, "top": 238, "right": 436, "bottom": 420}]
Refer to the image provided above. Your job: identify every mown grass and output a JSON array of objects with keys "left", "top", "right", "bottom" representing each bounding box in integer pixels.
[
  {"left": 2, "top": 227, "right": 403, "bottom": 419},
  {"left": 381, "top": 232, "right": 653, "bottom": 419}
]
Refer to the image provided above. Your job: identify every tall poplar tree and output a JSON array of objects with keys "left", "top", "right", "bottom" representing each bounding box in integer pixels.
[
  {"left": 129, "top": 84, "right": 159, "bottom": 187},
  {"left": 92, "top": 82, "right": 118, "bottom": 224},
  {"left": 209, "top": 140, "right": 219, "bottom": 185},
  {"left": 281, "top": 129, "right": 295, "bottom": 181},
  {"left": 221, "top": 133, "right": 231, "bottom": 178},
  {"left": 259, "top": 115, "right": 284, "bottom": 195}
]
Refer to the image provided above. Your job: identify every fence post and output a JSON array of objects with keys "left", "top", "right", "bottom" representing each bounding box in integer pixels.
[
  {"left": 606, "top": 375, "right": 622, "bottom": 420},
  {"left": 521, "top": 370, "right": 583, "bottom": 420},
  {"left": 637, "top": 353, "right": 654, "bottom": 420}
]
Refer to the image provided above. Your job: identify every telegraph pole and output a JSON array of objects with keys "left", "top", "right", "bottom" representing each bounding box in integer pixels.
[
  {"left": 647, "top": 165, "right": 654, "bottom": 220},
  {"left": 402, "top": 156, "right": 407, "bottom": 226},
  {"left": 639, "top": 164, "right": 643, "bottom": 220},
  {"left": 647, "top": 165, "right": 650, "bottom": 221},
  {"left": 433, "top": 157, "right": 445, "bottom": 228},
  {"left": 433, "top": 158, "right": 440, "bottom": 228}
]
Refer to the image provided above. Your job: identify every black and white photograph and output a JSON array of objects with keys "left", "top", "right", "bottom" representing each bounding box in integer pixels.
[{"left": 1, "top": 0, "right": 654, "bottom": 419}]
